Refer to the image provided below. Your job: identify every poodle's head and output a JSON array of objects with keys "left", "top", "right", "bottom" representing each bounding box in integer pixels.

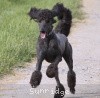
[
  {"left": 52, "top": 3, "right": 65, "bottom": 20},
  {"left": 28, "top": 8, "right": 56, "bottom": 39}
]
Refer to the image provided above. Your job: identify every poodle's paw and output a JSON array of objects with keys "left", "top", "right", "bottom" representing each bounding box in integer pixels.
[
  {"left": 30, "top": 70, "right": 42, "bottom": 88},
  {"left": 54, "top": 83, "right": 65, "bottom": 98},
  {"left": 46, "top": 64, "right": 58, "bottom": 78},
  {"left": 67, "top": 70, "right": 76, "bottom": 94},
  {"left": 70, "top": 88, "right": 75, "bottom": 94}
]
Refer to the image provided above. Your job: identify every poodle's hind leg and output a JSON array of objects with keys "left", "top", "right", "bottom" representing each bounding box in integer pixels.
[
  {"left": 63, "top": 43, "right": 76, "bottom": 94},
  {"left": 46, "top": 55, "right": 65, "bottom": 97},
  {"left": 54, "top": 69, "right": 65, "bottom": 98}
]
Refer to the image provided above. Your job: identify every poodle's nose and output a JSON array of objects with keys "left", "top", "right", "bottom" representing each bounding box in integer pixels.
[
  {"left": 40, "top": 31, "right": 46, "bottom": 33},
  {"left": 40, "top": 27, "right": 46, "bottom": 32}
]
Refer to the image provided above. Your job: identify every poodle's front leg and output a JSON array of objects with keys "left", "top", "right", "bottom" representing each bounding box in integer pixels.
[
  {"left": 46, "top": 56, "right": 62, "bottom": 78},
  {"left": 30, "top": 51, "right": 45, "bottom": 88}
]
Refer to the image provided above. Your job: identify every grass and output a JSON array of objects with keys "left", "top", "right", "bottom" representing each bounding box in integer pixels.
[{"left": 0, "top": 0, "right": 83, "bottom": 75}]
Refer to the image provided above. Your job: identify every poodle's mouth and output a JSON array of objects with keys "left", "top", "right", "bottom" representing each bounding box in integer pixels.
[{"left": 40, "top": 31, "right": 46, "bottom": 39}]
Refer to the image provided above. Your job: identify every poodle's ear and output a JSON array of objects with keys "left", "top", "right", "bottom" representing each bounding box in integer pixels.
[{"left": 28, "top": 7, "right": 40, "bottom": 20}]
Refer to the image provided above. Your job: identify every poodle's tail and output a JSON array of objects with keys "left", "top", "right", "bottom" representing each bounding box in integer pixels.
[
  {"left": 61, "top": 8, "right": 72, "bottom": 37},
  {"left": 53, "top": 3, "right": 72, "bottom": 37}
]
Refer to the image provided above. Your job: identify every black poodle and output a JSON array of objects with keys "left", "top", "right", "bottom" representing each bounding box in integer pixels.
[{"left": 28, "top": 3, "right": 76, "bottom": 98}]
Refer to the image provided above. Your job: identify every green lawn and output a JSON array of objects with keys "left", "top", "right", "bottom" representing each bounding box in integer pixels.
[{"left": 0, "top": 0, "right": 83, "bottom": 75}]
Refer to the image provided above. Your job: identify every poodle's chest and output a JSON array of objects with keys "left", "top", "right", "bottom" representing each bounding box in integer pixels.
[
  {"left": 45, "top": 46, "right": 59, "bottom": 63},
  {"left": 40, "top": 38, "right": 60, "bottom": 62}
]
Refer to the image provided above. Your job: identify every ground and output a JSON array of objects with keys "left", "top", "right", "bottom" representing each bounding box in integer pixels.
[{"left": 0, "top": 0, "right": 100, "bottom": 98}]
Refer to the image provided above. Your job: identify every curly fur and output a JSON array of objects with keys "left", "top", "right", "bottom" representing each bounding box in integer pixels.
[
  {"left": 28, "top": 7, "right": 40, "bottom": 20},
  {"left": 52, "top": 3, "right": 72, "bottom": 36},
  {"left": 46, "top": 64, "right": 58, "bottom": 78},
  {"left": 28, "top": 8, "right": 56, "bottom": 23},
  {"left": 54, "top": 83, "right": 65, "bottom": 98},
  {"left": 30, "top": 70, "right": 42, "bottom": 88},
  {"left": 67, "top": 70, "right": 76, "bottom": 94}
]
